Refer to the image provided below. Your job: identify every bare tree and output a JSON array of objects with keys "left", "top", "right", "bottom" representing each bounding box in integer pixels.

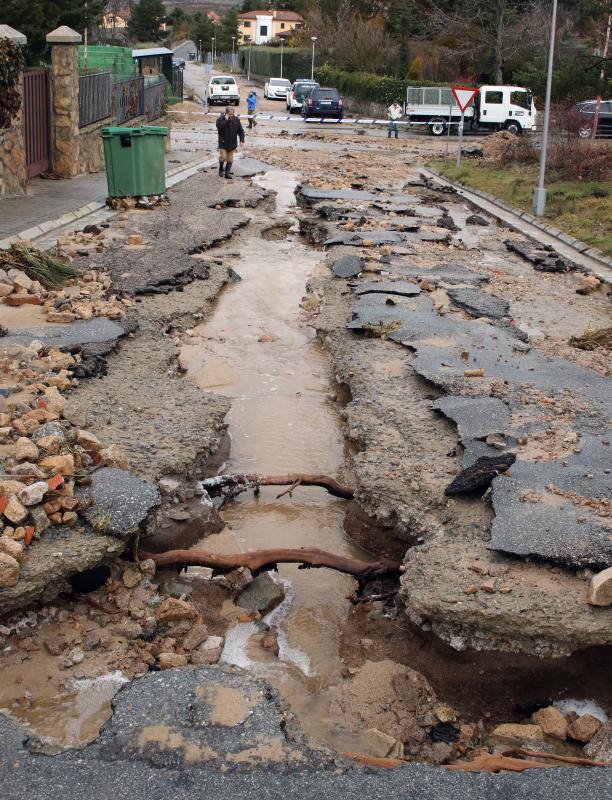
[
  {"left": 298, "top": 1, "right": 398, "bottom": 73},
  {"left": 426, "top": 0, "right": 536, "bottom": 84}
]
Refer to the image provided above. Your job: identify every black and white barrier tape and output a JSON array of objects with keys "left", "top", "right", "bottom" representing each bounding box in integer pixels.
[{"left": 168, "top": 110, "right": 461, "bottom": 127}]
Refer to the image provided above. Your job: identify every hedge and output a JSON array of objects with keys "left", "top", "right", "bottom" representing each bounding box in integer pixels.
[
  {"left": 239, "top": 46, "right": 311, "bottom": 83},
  {"left": 313, "top": 65, "right": 447, "bottom": 107}
]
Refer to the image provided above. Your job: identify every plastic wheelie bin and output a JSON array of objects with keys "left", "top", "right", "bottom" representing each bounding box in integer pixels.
[{"left": 101, "top": 125, "right": 168, "bottom": 198}]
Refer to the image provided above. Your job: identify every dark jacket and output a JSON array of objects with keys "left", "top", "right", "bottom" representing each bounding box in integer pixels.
[{"left": 216, "top": 114, "right": 245, "bottom": 150}]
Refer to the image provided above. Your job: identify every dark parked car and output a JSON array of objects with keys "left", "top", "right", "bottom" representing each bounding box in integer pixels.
[
  {"left": 302, "top": 87, "right": 344, "bottom": 120},
  {"left": 568, "top": 100, "right": 612, "bottom": 138}
]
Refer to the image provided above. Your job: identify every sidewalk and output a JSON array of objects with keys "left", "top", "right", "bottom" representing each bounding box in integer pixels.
[{"left": 0, "top": 149, "right": 201, "bottom": 245}]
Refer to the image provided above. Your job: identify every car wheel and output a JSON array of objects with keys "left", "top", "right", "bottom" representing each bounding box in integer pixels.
[
  {"left": 429, "top": 120, "right": 445, "bottom": 136},
  {"left": 234, "top": 100, "right": 239, "bottom": 107},
  {"left": 504, "top": 120, "right": 522, "bottom": 135}
]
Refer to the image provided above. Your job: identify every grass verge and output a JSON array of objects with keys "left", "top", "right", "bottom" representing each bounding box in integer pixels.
[{"left": 430, "top": 159, "right": 612, "bottom": 257}]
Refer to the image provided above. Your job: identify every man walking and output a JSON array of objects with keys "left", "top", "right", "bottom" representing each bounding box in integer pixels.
[
  {"left": 216, "top": 106, "right": 245, "bottom": 179},
  {"left": 388, "top": 99, "right": 403, "bottom": 139},
  {"left": 246, "top": 90, "right": 258, "bottom": 129}
]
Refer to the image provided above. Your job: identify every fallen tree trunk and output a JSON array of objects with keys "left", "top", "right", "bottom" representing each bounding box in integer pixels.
[
  {"left": 201, "top": 473, "right": 354, "bottom": 500},
  {"left": 139, "top": 546, "right": 402, "bottom": 582}
]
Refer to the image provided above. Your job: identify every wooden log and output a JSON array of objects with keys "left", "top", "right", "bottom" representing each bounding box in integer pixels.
[
  {"left": 201, "top": 473, "right": 354, "bottom": 500},
  {"left": 139, "top": 546, "right": 402, "bottom": 581}
]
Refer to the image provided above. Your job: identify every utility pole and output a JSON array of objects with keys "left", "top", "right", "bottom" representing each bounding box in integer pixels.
[
  {"left": 247, "top": 38, "right": 252, "bottom": 81},
  {"left": 310, "top": 36, "right": 317, "bottom": 81},
  {"left": 232, "top": 36, "right": 236, "bottom": 71},
  {"left": 280, "top": 38, "right": 284, "bottom": 79},
  {"left": 533, "top": 0, "right": 558, "bottom": 217},
  {"left": 591, "top": 13, "right": 611, "bottom": 140}
]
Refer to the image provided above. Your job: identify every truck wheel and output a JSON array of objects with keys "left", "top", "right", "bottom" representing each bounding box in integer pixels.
[
  {"left": 429, "top": 120, "right": 445, "bottom": 136},
  {"left": 504, "top": 120, "right": 522, "bottom": 135}
]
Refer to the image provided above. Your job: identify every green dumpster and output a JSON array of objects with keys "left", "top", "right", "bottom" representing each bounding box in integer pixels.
[{"left": 101, "top": 125, "right": 168, "bottom": 198}]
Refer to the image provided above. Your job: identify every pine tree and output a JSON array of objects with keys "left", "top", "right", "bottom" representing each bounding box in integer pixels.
[
  {"left": 216, "top": 9, "right": 240, "bottom": 53},
  {"left": 3, "top": 0, "right": 105, "bottom": 63},
  {"left": 128, "top": 0, "right": 167, "bottom": 43}
]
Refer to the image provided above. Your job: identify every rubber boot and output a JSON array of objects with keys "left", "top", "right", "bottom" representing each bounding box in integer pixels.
[
  {"left": 218, "top": 160, "right": 225, "bottom": 177},
  {"left": 224, "top": 162, "right": 233, "bottom": 180}
]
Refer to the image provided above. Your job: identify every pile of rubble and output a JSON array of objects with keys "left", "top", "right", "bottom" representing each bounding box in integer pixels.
[
  {"left": 0, "top": 340, "right": 128, "bottom": 588},
  {"left": 1, "top": 262, "right": 131, "bottom": 324}
]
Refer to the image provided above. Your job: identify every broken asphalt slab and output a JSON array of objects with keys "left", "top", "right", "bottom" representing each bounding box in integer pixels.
[
  {"left": 354, "top": 281, "right": 421, "bottom": 298},
  {"left": 347, "top": 291, "right": 611, "bottom": 567},
  {"left": 388, "top": 263, "right": 490, "bottom": 286},
  {"left": 446, "top": 287, "right": 510, "bottom": 320},
  {"left": 489, "top": 435, "right": 612, "bottom": 569},
  {"left": 78, "top": 468, "right": 160, "bottom": 538},
  {"left": 0, "top": 666, "right": 609, "bottom": 800},
  {"left": 2, "top": 317, "right": 129, "bottom": 348},
  {"left": 331, "top": 255, "right": 364, "bottom": 278},
  {"left": 324, "top": 231, "right": 407, "bottom": 247}
]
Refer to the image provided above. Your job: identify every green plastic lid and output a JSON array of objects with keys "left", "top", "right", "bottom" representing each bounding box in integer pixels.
[{"left": 101, "top": 126, "right": 168, "bottom": 137}]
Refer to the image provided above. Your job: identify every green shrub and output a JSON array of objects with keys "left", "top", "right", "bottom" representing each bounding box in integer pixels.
[{"left": 313, "top": 65, "right": 445, "bottom": 107}]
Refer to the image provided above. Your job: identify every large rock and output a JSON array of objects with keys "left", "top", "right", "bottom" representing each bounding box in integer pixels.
[
  {"left": 3, "top": 494, "right": 28, "bottom": 524},
  {"left": 0, "top": 552, "right": 20, "bottom": 588},
  {"left": 587, "top": 567, "right": 612, "bottom": 607},
  {"left": 532, "top": 706, "right": 568, "bottom": 740},
  {"left": 568, "top": 714, "right": 603, "bottom": 743},
  {"left": 155, "top": 597, "right": 198, "bottom": 623},
  {"left": 490, "top": 723, "right": 545, "bottom": 744},
  {"left": 236, "top": 573, "right": 285, "bottom": 615}
]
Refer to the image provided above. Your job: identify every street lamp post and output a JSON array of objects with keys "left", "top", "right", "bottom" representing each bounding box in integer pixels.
[
  {"left": 231, "top": 36, "right": 236, "bottom": 71},
  {"left": 280, "top": 38, "right": 284, "bottom": 79},
  {"left": 310, "top": 36, "right": 317, "bottom": 81},
  {"left": 211, "top": 36, "right": 215, "bottom": 65},
  {"left": 247, "top": 39, "right": 252, "bottom": 81},
  {"left": 198, "top": 39, "right": 201, "bottom": 63},
  {"left": 533, "top": 0, "right": 558, "bottom": 217}
]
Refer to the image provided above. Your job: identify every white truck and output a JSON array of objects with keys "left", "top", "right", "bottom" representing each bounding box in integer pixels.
[{"left": 405, "top": 85, "right": 537, "bottom": 135}]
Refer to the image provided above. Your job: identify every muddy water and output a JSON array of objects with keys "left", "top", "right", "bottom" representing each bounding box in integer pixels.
[{"left": 181, "top": 169, "right": 377, "bottom": 753}]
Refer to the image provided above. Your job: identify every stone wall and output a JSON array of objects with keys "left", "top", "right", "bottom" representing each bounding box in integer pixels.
[
  {"left": 78, "top": 114, "right": 172, "bottom": 174},
  {"left": 0, "top": 74, "right": 27, "bottom": 197}
]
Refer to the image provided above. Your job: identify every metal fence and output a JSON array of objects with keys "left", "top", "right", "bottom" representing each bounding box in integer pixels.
[
  {"left": 113, "top": 76, "right": 144, "bottom": 123},
  {"left": 143, "top": 79, "right": 167, "bottom": 121},
  {"left": 79, "top": 70, "right": 113, "bottom": 127}
]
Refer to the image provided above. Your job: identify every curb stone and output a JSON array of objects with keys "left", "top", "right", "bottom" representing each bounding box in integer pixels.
[{"left": 420, "top": 167, "right": 612, "bottom": 283}]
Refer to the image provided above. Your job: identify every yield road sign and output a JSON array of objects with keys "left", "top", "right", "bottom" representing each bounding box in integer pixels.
[{"left": 452, "top": 86, "right": 478, "bottom": 112}]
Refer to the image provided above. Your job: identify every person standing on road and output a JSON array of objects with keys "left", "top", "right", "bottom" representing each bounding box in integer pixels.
[
  {"left": 216, "top": 106, "right": 245, "bottom": 179},
  {"left": 246, "top": 90, "right": 258, "bottom": 129},
  {"left": 388, "top": 99, "right": 403, "bottom": 139}
]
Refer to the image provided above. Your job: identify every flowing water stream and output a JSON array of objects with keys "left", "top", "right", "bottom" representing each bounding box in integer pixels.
[{"left": 180, "top": 169, "right": 380, "bottom": 752}]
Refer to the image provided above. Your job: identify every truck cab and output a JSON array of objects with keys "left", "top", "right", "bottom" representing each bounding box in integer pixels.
[{"left": 475, "top": 86, "right": 537, "bottom": 133}]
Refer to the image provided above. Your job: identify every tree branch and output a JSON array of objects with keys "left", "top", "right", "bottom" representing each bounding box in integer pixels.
[
  {"left": 139, "top": 547, "right": 403, "bottom": 582},
  {"left": 201, "top": 473, "right": 355, "bottom": 500}
]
